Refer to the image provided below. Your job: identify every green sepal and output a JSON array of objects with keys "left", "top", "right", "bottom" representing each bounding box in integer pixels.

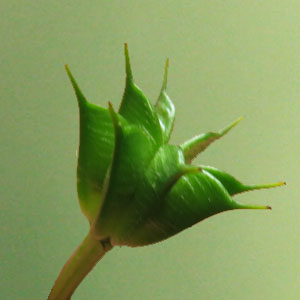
[
  {"left": 124, "top": 170, "right": 237, "bottom": 246},
  {"left": 181, "top": 117, "right": 242, "bottom": 163},
  {"left": 65, "top": 65, "right": 114, "bottom": 223},
  {"left": 92, "top": 103, "right": 158, "bottom": 240},
  {"left": 126, "top": 169, "right": 272, "bottom": 247},
  {"left": 155, "top": 58, "right": 175, "bottom": 144},
  {"left": 200, "top": 165, "right": 285, "bottom": 196},
  {"left": 114, "top": 144, "right": 199, "bottom": 246},
  {"left": 118, "top": 44, "right": 163, "bottom": 145}
]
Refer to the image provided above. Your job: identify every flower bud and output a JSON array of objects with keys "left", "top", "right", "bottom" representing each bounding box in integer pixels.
[{"left": 65, "top": 44, "right": 284, "bottom": 247}]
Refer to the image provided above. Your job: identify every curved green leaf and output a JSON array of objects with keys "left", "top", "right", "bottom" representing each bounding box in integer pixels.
[
  {"left": 65, "top": 65, "right": 114, "bottom": 223},
  {"left": 155, "top": 58, "right": 175, "bottom": 143},
  {"left": 92, "top": 104, "right": 158, "bottom": 241},
  {"left": 126, "top": 170, "right": 271, "bottom": 247},
  {"left": 116, "top": 145, "right": 198, "bottom": 246},
  {"left": 200, "top": 165, "right": 285, "bottom": 196},
  {"left": 118, "top": 44, "right": 163, "bottom": 145},
  {"left": 181, "top": 117, "right": 242, "bottom": 163}
]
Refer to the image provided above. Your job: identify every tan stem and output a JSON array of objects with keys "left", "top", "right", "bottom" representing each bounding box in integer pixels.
[{"left": 48, "top": 232, "right": 113, "bottom": 300}]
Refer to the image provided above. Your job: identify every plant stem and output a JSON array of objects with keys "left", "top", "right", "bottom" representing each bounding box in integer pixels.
[{"left": 48, "top": 232, "right": 113, "bottom": 300}]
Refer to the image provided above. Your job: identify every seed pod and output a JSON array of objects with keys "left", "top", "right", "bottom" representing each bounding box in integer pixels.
[{"left": 65, "top": 44, "right": 284, "bottom": 248}]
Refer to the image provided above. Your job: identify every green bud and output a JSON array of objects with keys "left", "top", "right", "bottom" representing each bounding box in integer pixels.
[{"left": 65, "top": 44, "right": 284, "bottom": 247}]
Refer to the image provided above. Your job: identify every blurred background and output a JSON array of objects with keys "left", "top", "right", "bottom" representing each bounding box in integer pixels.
[{"left": 1, "top": 1, "right": 299, "bottom": 299}]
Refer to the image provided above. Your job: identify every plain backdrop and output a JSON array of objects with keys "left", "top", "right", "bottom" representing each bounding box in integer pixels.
[{"left": 1, "top": 1, "right": 299, "bottom": 299}]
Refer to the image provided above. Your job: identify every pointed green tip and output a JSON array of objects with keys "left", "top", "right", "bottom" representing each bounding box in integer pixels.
[
  {"left": 161, "top": 58, "right": 169, "bottom": 91},
  {"left": 108, "top": 101, "right": 116, "bottom": 117},
  {"left": 124, "top": 43, "right": 133, "bottom": 80},
  {"left": 108, "top": 101, "right": 119, "bottom": 129},
  {"left": 65, "top": 64, "right": 74, "bottom": 84},
  {"left": 248, "top": 181, "right": 286, "bottom": 191},
  {"left": 64, "top": 64, "right": 69, "bottom": 72},
  {"left": 272, "top": 181, "right": 286, "bottom": 187},
  {"left": 235, "top": 202, "right": 272, "bottom": 210},
  {"left": 219, "top": 116, "right": 243, "bottom": 136},
  {"left": 64, "top": 64, "right": 88, "bottom": 107}
]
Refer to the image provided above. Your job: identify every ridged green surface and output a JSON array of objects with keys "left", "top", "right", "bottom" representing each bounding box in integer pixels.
[{"left": 66, "top": 45, "right": 282, "bottom": 249}]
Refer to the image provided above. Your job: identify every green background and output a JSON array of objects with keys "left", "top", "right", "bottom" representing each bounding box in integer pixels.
[{"left": 1, "top": 1, "right": 299, "bottom": 299}]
